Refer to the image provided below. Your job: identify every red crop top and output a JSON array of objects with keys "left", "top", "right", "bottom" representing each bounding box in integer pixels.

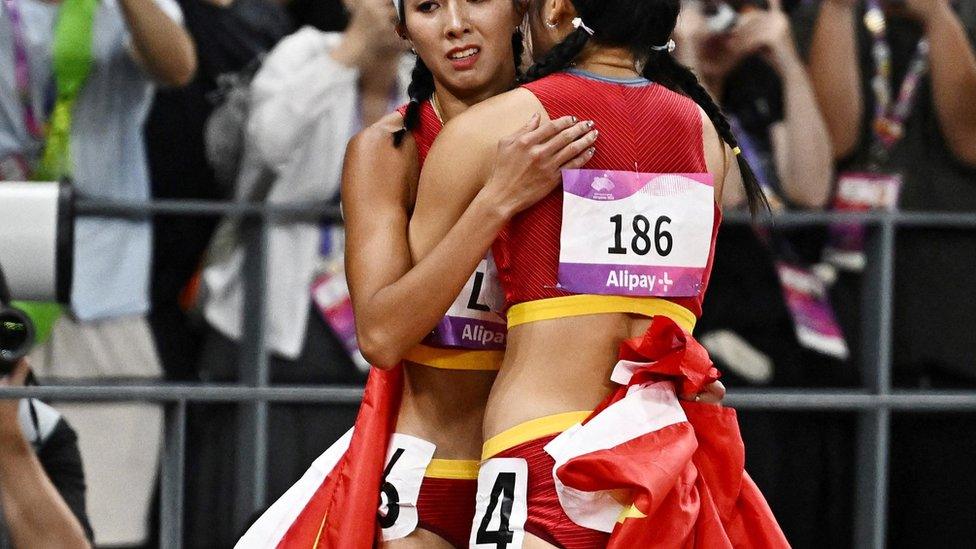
[{"left": 492, "top": 70, "right": 722, "bottom": 321}]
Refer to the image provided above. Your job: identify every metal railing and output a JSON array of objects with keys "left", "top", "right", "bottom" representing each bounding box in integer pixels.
[{"left": 0, "top": 198, "right": 974, "bottom": 549}]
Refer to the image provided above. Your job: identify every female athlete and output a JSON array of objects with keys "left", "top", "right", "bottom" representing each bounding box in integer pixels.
[
  {"left": 342, "top": 0, "right": 598, "bottom": 546},
  {"left": 239, "top": 1, "right": 598, "bottom": 548},
  {"left": 409, "top": 0, "right": 786, "bottom": 547}
]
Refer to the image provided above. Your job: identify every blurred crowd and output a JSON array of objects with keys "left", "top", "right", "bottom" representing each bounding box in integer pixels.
[{"left": 0, "top": 0, "right": 974, "bottom": 547}]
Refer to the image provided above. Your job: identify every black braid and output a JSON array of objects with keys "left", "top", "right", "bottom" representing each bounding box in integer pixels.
[
  {"left": 393, "top": 56, "right": 435, "bottom": 147},
  {"left": 512, "top": 28, "right": 526, "bottom": 81},
  {"left": 524, "top": 28, "right": 591, "bottom": 82},
  {"left": 645, "top": 54, "right": 769, "bottom": 216}
]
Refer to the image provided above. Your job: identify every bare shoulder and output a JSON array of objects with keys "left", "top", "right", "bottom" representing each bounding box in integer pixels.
[
  {"left": 437, "top": 88, "right": 546, "bottom": 150},
  {"left": 343, "top": 111, "right": 419, "bottom": 207}
]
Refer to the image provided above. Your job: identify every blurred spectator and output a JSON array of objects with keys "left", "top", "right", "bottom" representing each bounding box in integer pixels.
[
  {"left": 146, "top": 0, "right": 293, "bottom": 382},
  {"left": 0, "top": 361, "right": 92, "bottom": 548},
  {"left": 678, "top": 1, "right": 855, "bottom": 546},
  {"left": 0, "top": 0, "right": 194, "bottom": 544},
  {"left": 186, "top": 0, "right": 411, "bottom": 542},
  {"left": 798, "top": 0, "right": 976, "bottom": 545}
]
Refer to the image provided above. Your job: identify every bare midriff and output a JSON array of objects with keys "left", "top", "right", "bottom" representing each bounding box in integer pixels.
[
  {"left": 396, "top": 362, "right": 497, "bottom": 460},
  {"left": 482, "top": 312, "right": 655, "bottom": 441}
]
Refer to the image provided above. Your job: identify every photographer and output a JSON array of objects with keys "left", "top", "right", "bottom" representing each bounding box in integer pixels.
[
  {"left": 800, "top": 0, "right": 976, "bottom": 545},
  {"left": 0, "top": 360, "right": 92, "bottom": 549},
  {"left": 1, "top": 0, "right": 195, "bottom": 544}
]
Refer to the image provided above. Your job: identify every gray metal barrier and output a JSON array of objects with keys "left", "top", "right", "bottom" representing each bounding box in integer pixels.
[{"left": 0, "top": 199, "right": 973, "bottom": 549}]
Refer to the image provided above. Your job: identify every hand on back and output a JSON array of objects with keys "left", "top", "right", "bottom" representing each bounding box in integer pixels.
[{"left": 485, "top": 115, "right": 598, "bottom": 217}]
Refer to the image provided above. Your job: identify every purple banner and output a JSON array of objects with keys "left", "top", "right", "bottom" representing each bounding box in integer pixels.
[
  {"left": 423, "top": 315, "right": 507, "bottom": 350},
  {"left": 558, "top": 262, "right": 705, "bottom": 298}
]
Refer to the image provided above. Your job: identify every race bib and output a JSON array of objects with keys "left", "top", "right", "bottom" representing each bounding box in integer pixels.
[
  {"left": 558, "top": 170, "right": 715, "bottom": 297},
  {"left": 423, "top": 255, "right": 507, "bottom": 350},
  {"left": 471, "top": 458, "right": 528, "bottom": 549},
  {"left": 824, "top": 172, "right": 902, "bottom": 271},
  {"left": 378, "top": 434, "right": 436, "bottom": 542}
]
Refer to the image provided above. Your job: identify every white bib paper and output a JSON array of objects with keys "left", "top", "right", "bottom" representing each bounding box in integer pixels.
[
  {"left": 423, "top": 255, "right": 507, "bottom": 350},
  {"left": 378, "top": 434, "right": 436, "bottom": 541},
  {"left": 558, "top": 170, "right": 715, "bottom": 297}
]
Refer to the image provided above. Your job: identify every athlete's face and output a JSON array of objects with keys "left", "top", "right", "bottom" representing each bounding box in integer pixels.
[{"left": 402, "top": 0, "right": 523, "bottom": 97}]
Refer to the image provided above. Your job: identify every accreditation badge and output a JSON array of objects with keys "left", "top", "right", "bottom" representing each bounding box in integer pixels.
[
  {"left": 776, "top": 262, "right": 849, "bottom": 360},
  {"left": 558, "top": 170, "right": 715, "bottom": 297},
  {"left": 422, "top": 254, "right": 507, "bottom": 350},
  {"left": 824, "top": 172, "right": 901, "bottom": 271}
]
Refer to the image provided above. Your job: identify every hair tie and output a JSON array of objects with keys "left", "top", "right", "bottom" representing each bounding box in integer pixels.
[
  {"left": 651, "top": 39, "right": 676, "bottom": 53},
  {"left": 572, "top": 17, "right": 595, "bottom": 36}
]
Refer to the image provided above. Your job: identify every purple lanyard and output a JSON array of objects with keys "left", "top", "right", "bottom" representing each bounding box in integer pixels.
[
  {"left": 2, "top": 0, "right": 44, "bottom": 139},
  {"left": 864, "top": 0, "right": 929, "bottom": 162}
]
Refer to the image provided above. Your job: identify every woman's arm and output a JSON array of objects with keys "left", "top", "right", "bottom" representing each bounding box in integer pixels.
[
  {"left": 807, "top": 0, "right": 863, "bottom": 159},
  {"left": 0, "top": 363, "right": 90, "bottom": 549},
  {"left": 915, "top": 1, "right": 976, "bottom": 166},
  {"left": 345, "top": 108, "right": 596, "bottom": 368},
  {"left": 769, "top": 47, "right": 834, "bottom": 208},
  {"left": 119, "top": 0, "right": 196, "bottom": 87}
]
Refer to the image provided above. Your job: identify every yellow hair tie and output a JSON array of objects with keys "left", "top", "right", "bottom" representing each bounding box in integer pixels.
[{"left": 732, "top": 147, "right": 742, "bottom": 156}]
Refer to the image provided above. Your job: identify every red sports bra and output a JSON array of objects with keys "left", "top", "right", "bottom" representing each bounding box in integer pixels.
[{"left": 492, "top": 71, "right": 722, "bottom": 330}]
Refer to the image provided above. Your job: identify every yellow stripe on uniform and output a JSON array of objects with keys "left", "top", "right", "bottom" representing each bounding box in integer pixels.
[
  {"left": 402, "top": 344, "right": 504, "bottom": 371},
  {"left": 482, "top": 411, "right": 592, "bottom": 460},
  {"left": 506, "top": 295, "right": 697, "bottom": 333},
  {"left": 425, "top": 459, "right": 481, "bottom": 480}
]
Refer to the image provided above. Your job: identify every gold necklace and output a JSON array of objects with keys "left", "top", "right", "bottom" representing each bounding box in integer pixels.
[{"left": 430, "top": 93, "right": 445, "bottom": 124}]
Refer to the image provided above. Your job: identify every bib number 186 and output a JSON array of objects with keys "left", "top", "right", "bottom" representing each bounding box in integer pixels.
[{"left": 608, "top": 214, "right": 673, "bottom": 257}]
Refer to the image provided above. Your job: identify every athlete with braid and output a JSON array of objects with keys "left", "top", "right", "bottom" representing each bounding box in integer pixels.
[
  {"left": 410, "top": 0, "right": 787, "bottom": 547},
  {"left": 237, "top": 1, "right": 598, "bottom": 548}
]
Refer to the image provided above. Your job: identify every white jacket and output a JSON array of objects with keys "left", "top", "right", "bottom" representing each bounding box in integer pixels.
[{"left": 203, "top": 28, "right": 411, "bottom": 359}]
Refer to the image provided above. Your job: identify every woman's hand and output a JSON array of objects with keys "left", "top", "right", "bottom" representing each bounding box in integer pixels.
[
  {"left": 728, "top": 0, "right": 801, "bottom": 74},
  {"left": 681, "top": 380, "right": 727, "bottom": 405},
  {"left": 483, "top": 114, "right": 598, "bottom": 218}
]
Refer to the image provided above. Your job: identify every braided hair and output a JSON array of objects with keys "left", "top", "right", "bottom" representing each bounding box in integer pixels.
[
  {"left": 393, "top": 4, "right": 526, "bottom": 147},
  {"left": 524, "top": 0, "right": 769, "bottom": 216}
]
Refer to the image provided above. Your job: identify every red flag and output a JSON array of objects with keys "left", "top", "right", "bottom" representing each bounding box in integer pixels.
[
  {"left": 547, "top": 317, "right": 789, "bottom": 548},
  {"left": 236, "top": 366, "right": 403, "bottom": 548}
]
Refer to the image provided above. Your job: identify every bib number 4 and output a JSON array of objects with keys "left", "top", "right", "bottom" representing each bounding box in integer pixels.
[{"left": 471, "top": 459, "right": 528, "bottom": 549}]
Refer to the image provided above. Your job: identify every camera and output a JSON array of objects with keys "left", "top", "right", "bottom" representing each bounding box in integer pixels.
[{"left": 0, "top": 181, "right": 74, "bottom": 375}]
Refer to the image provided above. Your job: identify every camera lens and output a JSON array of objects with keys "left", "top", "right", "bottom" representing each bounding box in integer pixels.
[{"left": 0, "top": 308, "right": 33, "bottom": 364}]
